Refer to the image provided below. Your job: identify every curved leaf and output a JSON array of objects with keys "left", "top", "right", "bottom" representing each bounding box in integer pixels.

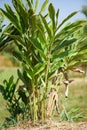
[
  {"left": 52, "top": 38, "right": 77, "bottom": 53},
  {"left": 56, "top": 8, "right": 59, "bottom": 26},
  {"left": 34, "top": 63, "right": 45, "bottom": 75},
  {"left": 12, "top": 0, "right": 28, "bottom": 33},
  {"left": 52, "top": 49, "right": 77, "bottom": 61},
  {"left": 0, "top": 6, "right": 21, "bottom": 33},
  {"left": 40, "top": 0, "right": 49, "bottom": 14},
  {"left": 29, "top": 37, "right": 46, "bottom": 59},
  {"left": 25, "top": 0, "right": 32, "bottom": 9},
  {"left": 35, "top": 0, "right": 39, "bottom": 12},
  {"left": 36, "top": 24, "right": 46, "bottom": 42},
  {"left": 57, "top": 11, "right": 78, "bottom": 30},
  {"left": 48, "top": 3, "right": 55, "bottom": 32},
  {"left": 40, "top": 14, "right": 52, "bottom": 39}
]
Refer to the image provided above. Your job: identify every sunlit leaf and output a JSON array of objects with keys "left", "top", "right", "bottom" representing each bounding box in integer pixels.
[
  {"left": 35, "top": 0, "right": 39, "bottom": 12},
  {"left": 52, "top": 38, "right": 77, "bottom": 53},
  {"left": 40, "top": 0, "right": 49, "bottom": 14},
  {"left": 40, "top": 14, "right": 52, "bottom": 39},
  {"left": 48, "top": 3, "right": 55, "bottom": 32},
  {"left": 57, "top": 11, "right": 78, "bottom": 30}
]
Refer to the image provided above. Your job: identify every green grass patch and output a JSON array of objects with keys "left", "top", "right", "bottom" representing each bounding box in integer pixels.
[
  {"left": 0, "top": 67, "right": 18, "bottom": 84},
  {"left": 0, "top": 93, "right": 10, "bottom": 124},
  {"left": 0, "top": 67, "right": 18, "bottom": 124}
]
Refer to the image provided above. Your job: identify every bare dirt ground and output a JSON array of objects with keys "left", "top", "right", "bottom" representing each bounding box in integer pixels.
[
  {"left": 0, "top": 54, "right": 13, "bottom": 67},
  {"left": 4, "top": 120, "right": 87, "bottom": 130}
]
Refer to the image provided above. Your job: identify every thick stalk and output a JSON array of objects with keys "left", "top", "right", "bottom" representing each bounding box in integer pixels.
[
  {"left": 30, "top": 79, "right": 36, "bottom": 123},
  {"left": 43, "top": 37, "right": 54, "bottom": 120},
  {"left": 43, "top": 54, "right": 50, "bottom": 120}
]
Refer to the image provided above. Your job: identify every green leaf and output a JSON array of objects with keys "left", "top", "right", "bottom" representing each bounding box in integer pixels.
[
  {"left": 60, "top": 20, "right": 86, "bottom": 33},
  {"left": 4, "top": 33, "right": 26, "bottom": 48},
  {"left": 34, "top": 63, "right": 45, "bottom": 75},
  {"left": 24, "top": 66, "right": 33, "bottom": 80},
  {"left": 25, "top": 58, "right": 33, "bottom": 71},
  {"left": 25, "top": 0, "right": 32, "bottom": 9},
  {"left": 31, "top": 0, "right": 34, "bottom": 5},
  {"left": 12, "top": 78, "right": 19, "bottom": 93},
  {"left": 0, "top": 85, "right": 4, "bottom": 93},
  {"left": 52, "top": 49, "right": 77, "bottom": 61},
  {"left": 13, "top": 51, "right": 23, "bottom": 62},
  {"left": 32, "top": 49, "right": 43, "bottom": 62},
  {"left": 29, "top": 37, "right": 46, "bottom": 59},
  {"left": 49, "top": 84, "right": 57, "bottom": 90},
  {"left": 40, "top": 0, "right": 49, "bottom": 14},
  {"left": 9, "top": 76, "right": 14, "bottom": 87},
  {"left": 0, "top": 7, "right": 21, "bottom": 33},
  {"left": 48, "top": 3, "right": 55, "bottom": 32},
  {"left": 69, "top": 49, "right": 87, "bottom": 62},
  {"left": 5, "top": 4, "right": 15, "bottom": 16},
  {"left": 35, "top": 0, "right": 39, "bottom": 12},
  {"left": 57, "top": 11, "right": 78, "bottom": 30},
  {"left": 55, "top": 25, "right": 82, "bottom": 40},
  {"left": 40, "top": 14, "right": 52, "bottom": 39},
  {"left": 36, "top": 24, "right": 46, "bottom": 42},
  {"left": 29, "top": 37, "right": 43, "bottom": 51},
  {"left": 56, "top": 8, "right": 59, "bottom": 26},
  {"left": 68, "top": 106, "right": 80, "bottom": 115},
  {"left": 17, "top": 69, "right": 27, "bottom": 84},
  {"left": 52, "top": 38, "right": 77, "bottom": 53},
  {"left": 66, "top": 60, "right": 86, "bottom": 70},
  {"left": 51, "top": 60, "right": 64, "bottom": 73},
  {"left": 12, "top": 0, "right": 28, "bottom": 33}
]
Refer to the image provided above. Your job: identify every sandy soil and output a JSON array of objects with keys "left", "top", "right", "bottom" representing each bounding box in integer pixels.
[{"left": 0, "top": 55, "right": 13, "bottom": 67}]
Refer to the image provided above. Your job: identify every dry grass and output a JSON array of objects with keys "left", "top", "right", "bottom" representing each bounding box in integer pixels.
[{"left": 3, "top": 120, "right": 87, "bottom": 130}]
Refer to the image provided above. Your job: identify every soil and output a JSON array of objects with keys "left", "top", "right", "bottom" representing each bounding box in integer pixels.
[
  {"left": 4, "top": 120, "right": 87, "bottom": 130},
  {"left": 0, "top": 54, "right": 13, "bottom": 67}
]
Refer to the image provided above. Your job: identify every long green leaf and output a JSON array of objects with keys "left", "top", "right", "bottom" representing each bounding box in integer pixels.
[
  {"left": 25, "top": 0, "right": 32, "bottom": 9},
  {"left": 23, "top": 65, "right": 33, "bottom": 80},
  {"left": 4, "top": 33, "right": 26, "bottom": 48},
  {"left": 12, "top": 0, "right": 28, "bottom": 32},
  {"left": 36, "top": 24, "right": 46, "bottom": 42},
  {"left": 52, "top": 38, "right": 77, "bottom": 53},
  {"left": 29, "top": 37, "right": 43, "bottom": 51},
  {"left": 69, "top": 49, "right": 87, "bottom": 62},
  {"left": 67, "top": 58, "right": 87, "bottom": 70},
  {"left": 40, "top": 0, "right": 49, "bottom": 14},
  {"left": 29, "top": 37, "right": 46, "bottom": 59},
  {"left": 55, "top": 25, "right": 82, "bottom": 40},
  {"left": 0, "top": 8, "right": 21, "bottom": 33},
  {"left": 51, "top": 60, "right": 64, "bottom": 73},
  {"left": 56, "top": 8, "right": 59, "bottom": 26},
  {"left": 17, "top": 69, "right": 27, "bottom": 84},
  {"left": 48, "top": 3, "right": 55, "bottom": 32},
  {"left": 57, "top": 11, "right": 78, "bottom": 30},
  {"left": 35, "top": 0, "right": 39, "bottom": 12},
  {"left": 32, "top": 49, "right": 43, "bottom": 63},
  {"left": 52, "top": 49, "right": 77, "bottom": 61},
  {"left": 60, "top": 20, "right": 87, "bottom": 33},
  {"left": 40, "top": 14, "right": 52, "bottom": 39},
  {"left": 12, "top": 51, "right": 23, "bottom": 62},
  {"left": 33, "top": 63, "right": 45, "bottom": 75}
]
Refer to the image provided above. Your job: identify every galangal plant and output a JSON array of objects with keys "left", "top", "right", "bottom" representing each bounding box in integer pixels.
[{"left": 0, "top": 0, "right": 87, "bottom": 123}]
